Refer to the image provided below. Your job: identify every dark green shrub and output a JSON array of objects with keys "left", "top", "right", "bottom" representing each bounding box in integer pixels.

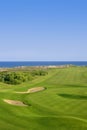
[{"left": 0, "top": 69, "right": 48, "bottom": 85}]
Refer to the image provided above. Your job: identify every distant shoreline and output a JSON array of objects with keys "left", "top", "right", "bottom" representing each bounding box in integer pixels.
[
  {"left": 0, "top": 61, "right": 87, "bottom": 68},
  {"left": 0, "top": 64, "right": 86, "bottom": 72}
]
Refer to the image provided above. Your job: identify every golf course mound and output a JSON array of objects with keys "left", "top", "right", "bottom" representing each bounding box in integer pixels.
[
  {"left": 16, "top": 87, "right": 45, "bottom": 94},
  {"left": 58, "top": 94, "right": 87, "bottom": 100},
  {"left": 3, "top": 99, "right": 27, "bottom": 106}
]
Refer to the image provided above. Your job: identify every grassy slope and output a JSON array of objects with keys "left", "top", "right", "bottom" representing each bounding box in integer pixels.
[{"left": 0, "top": 67, "right": 87, "bottom": 129}]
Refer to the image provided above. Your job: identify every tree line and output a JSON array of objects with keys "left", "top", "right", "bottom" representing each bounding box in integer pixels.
[{"left": 0, "top": 69, "right": 48, "bottom": 85}]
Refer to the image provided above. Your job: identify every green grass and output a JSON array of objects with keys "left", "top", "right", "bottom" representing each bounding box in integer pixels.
[{"left": 1, "top": 67, "right": 87, "bottom": 129}]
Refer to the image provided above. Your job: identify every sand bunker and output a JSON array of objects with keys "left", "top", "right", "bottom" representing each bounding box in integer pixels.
[
  {"left": 15, "top": 87, "right": 45, "bottom": 94},
  {"left": 28, "top": 87, "right": 45, "bottom": 93},
  {"left": 3, "top": 99, "right": 27, "bottom": 106}
]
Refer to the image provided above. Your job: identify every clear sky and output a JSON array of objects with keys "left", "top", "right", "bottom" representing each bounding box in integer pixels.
[{"left": 0, "top": 0, "right": 87, "bottom": 61}]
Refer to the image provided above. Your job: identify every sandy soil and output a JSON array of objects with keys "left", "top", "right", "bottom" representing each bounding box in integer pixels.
[
  {"left": 3, "top": 99, "right": 27, "bottom": 106},
  {"left": 15, "top": 87, "right": 45, "bottom": 94}
]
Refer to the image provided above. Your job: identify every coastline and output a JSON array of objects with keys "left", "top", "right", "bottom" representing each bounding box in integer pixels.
[
  {"left": 0, "top": 61, "right": 87, "bottom": 68},
  {"left": 0, "top": 64, "right": 80, "bottom": 72}
]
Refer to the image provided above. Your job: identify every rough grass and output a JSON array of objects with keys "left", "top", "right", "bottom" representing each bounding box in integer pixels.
[{"left": 0, "top": 67, "right": 87, "bottom": 129}]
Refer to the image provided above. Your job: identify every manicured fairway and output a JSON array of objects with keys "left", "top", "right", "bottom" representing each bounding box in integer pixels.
[{"left": 0, "top": 67, "right": 87, "bottom": 130}]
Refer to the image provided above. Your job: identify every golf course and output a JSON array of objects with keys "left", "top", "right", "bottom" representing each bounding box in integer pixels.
[{"left": 0, "top": 66, "right": 87, "bottom": 130}]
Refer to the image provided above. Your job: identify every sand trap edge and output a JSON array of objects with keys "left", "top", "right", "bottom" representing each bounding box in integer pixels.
[
  {"left": 15, "top": 87, "right": 46, "bottom": 94},
  {"left": 3, "top": 99, "right": 28, "bottom": 106}
]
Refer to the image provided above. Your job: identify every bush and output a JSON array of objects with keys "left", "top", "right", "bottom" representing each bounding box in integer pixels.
[
  {"left": 31, "top": 70, "right": 48, "bottom": 76},
  {"left": 0, "top": 69, "right": 48, "bottom": 85},
  {"left": 0, "top": 71, "right": 33, "bottom": 85}
]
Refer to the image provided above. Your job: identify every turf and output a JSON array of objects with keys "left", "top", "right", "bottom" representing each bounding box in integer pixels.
[{"left": 0, "top": 67, "right": 87, "bottom": 130}]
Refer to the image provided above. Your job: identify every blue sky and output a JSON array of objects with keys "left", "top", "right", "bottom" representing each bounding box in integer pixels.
[{"left": 0, "top": 0, "right": 87, "bottom": 61}]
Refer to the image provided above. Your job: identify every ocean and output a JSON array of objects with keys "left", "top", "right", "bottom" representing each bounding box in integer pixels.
[{"left": 0, "top": 61, "right": 87, "bottom": 68}]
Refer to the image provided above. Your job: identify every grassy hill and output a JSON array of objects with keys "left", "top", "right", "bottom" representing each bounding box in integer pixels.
[{"left": 0, "top": 66, "right": 87, "bottom": 130}]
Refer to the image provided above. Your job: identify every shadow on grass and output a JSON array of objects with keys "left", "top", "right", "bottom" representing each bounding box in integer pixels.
[
  {"left": 64, "top": 84, "right": 87, "bottom": 88},
  {"left": 58, "top": 93, "right": 87, "bottom": 100}
]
